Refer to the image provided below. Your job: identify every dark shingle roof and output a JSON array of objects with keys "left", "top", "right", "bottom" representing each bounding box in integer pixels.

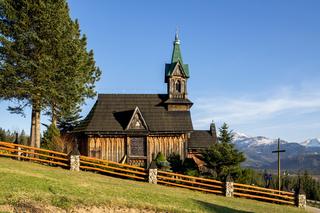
[
  {"left": 188, "top": 130, "right": 217, "bottom": 149},
  {"left": 74, "top": 94, "right": 193, "bottom": 133}
]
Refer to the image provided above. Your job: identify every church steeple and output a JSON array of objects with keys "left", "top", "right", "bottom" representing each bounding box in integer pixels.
[
  {"left": 172, "top": 32, "right": 182, "bottom": 63},
  {"left": 164, "top": 33, "right": 193, "bottom": 111}
]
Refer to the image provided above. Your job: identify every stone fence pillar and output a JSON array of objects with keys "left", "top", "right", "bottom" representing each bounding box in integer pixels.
[
  {"left": 295, "top": 194, "right": 306, "bottom": 208},
  {"left": 225, "top": 181, "right": 234, "bottom": 197},
  {"left": 17, "top": 147, "right": 22, "bottom": 161},
  {"left": 225, "top": 175, "right": 234, "bottom": 197},
  {"left": 295, "top": 181, "right": 307, "bottom": 208},
  {"left": 69, "top": 143, "right": 80, "bottom": 171},
  {"left": 148, "top": 160, "right": 158, "bottom": 184},
  {"left": 69, "top": 154, "right": 80, "bottom": 171}
]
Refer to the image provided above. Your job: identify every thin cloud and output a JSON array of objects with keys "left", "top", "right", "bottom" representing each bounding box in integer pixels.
[{"left": 192, "top": 86, "right": 320, "bottom": 129}]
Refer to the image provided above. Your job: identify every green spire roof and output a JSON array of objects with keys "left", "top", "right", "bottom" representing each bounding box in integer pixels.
[
  {"left": 171, "top": 33, "right": 183, "bottom": 63},
  {"left": 165, "top": 33, "right": 190, "bottom": 79}
]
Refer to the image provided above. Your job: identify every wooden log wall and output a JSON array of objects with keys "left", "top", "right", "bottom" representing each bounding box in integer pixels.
[
  {"left": 87, "top": 134, "right": 187, "bottom": 166},
  {"left": 147, "top": 134, "right": 186, "bottom": 161},
  {"left": 88, "top": 137, "right": 126, "bottom": 162}
]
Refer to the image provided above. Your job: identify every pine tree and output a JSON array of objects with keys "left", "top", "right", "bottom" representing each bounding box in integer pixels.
[
  {"left": 0, "top": 0, "right": 100, "bottom": 147},
  {"left": 41, "top": 124, "right": 61, "bottom": 150},
  {"left": 201, "top": 122, "right": 246, "bottom": 181},
  {"left": 19, "top": 129, "right": 28, "bottom": 145},
  {"left": 57, "top": 105, "right": 82, "bottom": 133},
  {"left": 44, "top": 17, "right": 101, "bottom": 126},
  {"left": 218, "top": 123, "right": 234, "bottom": 144}
]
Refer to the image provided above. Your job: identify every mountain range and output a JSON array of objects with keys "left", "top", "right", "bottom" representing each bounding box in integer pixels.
[{"left": 232, "top": 133, "right": 320, "bottom": 174}]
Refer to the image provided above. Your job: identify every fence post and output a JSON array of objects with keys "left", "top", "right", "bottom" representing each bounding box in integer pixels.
[
  {"left": 295, "top": 183, "right": 307, "bottom": 208},
  {"left": 14, "top": 133, "right": 22, "bottom": 161},
  {"left": 69, "top": 143, "right": 80, "bottom": 171},
  {"left": 225, "top": 175, "right": 234, "bottom": 197},
  {"left": 148, "top": 160, "right": 157, "bottom": 184}
]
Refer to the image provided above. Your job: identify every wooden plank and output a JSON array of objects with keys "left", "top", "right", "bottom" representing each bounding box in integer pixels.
[
  {"left": 0, "top": 141, "right": 67, "bottom": 156},
  {"left": 0, "top": 146, "right": 68, "bottom": 162},
  {"left": 233, "top": 183, "right": 294, "bottom": 195},
  {"left": 80, "top": 160, "right": 147, "bottom": 176},
  {"left": 116, "top": 138, "right": 119, "bottom": 162},
  {"left": 97, "top": 138, "right": 101, "bottom": 159},
  {"left": 88, "top": 138, "right": 93, "bottom": 157},
  {"left": 154, "top": 137, "right": 157, "bottom": 156},
  {"left": 107, "top": 137, "right": 110, "bottom": 161},
  {"left": 158, "top": 175, "right": 223, "bottom": 189},
  {"left": 120, "top": 138, "right": 123, "bottom": 162},
  {"left": 157, "top": 180, "right": 223, "bottom": 194},
  {"left": 80, "top": 165, "right": 146, "bottom": 181},
  {"left": 101, "top": 138, "right": 105, "bottom": 159},
  {"left": 234, "top": 187, "right": 294, "bottom": 200},
  {"left": 111, "top": 137, "right": 114, "bottom": 161},
  {"left": 80, "top": 155, "right": 146, "bottom": 171},
  {"left": 157, "top": 170, "right": 223, "bottom": 184},
  {"left": 233, "top": 192, "right": 295, "bottom": 205},
  {"left": 0, "top": 153, "right": 68, "bottom": 167}
]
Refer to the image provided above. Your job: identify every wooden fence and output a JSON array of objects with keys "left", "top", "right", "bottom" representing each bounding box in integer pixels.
[
  {"left": 0, "top": 141, "right": 304, "bottom": 207},
  {"left": 0, "top": 141, "right": 68, "bottom": 167},
  {"left": 233, "top": 182, "right": 295, "bottom": 205},
  {"left": 79, "top": 155, "right": 148, "bottom": 181},
  {"left": 157, "top": 170, "right": 224, "bottom": 195}
]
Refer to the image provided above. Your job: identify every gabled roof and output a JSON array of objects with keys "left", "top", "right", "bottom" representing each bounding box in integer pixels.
[
  {"left": 125, "top": 106, "right": 148, "bottom": 130},
  {"left": 188, "top": 130, "right": 217, "bottom": 149},
  {"left": 165, "top": 62, "right": 189, "bottom": 80},
  {"left": 74, "top": 94, "right": 193, "bottom": 134}
]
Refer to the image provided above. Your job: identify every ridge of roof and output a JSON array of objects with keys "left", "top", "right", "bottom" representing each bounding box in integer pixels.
[{"left": 74, "top": 93, "right": 193, "bottom": 133}]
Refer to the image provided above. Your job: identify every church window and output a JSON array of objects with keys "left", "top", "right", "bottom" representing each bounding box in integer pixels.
[{"left": 175, "top": 80, "right": 181, "bottom": 93}]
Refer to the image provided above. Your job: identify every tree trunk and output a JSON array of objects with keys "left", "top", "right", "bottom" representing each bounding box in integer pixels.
[
  {"left": 29, "top": 108, "right": 36, "bottom": 147},
  {"left": 35, "top": 109, "right": 41, "bottom": 148},
  {"left": 29, "top": 103, "right": 41, "bottom": 148}
]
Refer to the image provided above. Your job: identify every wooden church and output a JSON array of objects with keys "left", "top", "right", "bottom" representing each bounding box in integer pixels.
[{"left": 74, "top": 34, "right": 217, "bottom": 167}]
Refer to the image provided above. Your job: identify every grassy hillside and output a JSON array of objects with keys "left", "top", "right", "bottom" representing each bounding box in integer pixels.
[{"left": 0, "top": 157, "right": 307, "bottom": 213}]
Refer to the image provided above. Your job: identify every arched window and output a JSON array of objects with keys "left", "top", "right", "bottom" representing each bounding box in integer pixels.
[{"left": 175, "top": 80, "right": 181, "bottom": 93}]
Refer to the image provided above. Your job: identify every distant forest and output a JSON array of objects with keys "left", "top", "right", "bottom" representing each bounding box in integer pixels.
[{"left": 0, "top": 128, "right": 29, "bottom": 145}]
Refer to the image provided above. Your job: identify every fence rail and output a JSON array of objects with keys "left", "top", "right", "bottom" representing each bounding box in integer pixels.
[
  {"left": 0, "top": 141, "right": 305, "bottom": 208},
  {"left": 0, "top": 141, "right": 68, "bottom": 166},
  {"left": 233, "top": 182, "right": 295, "bottom": 205},
  {"left": 80, "top": 155, "right": 148, "bottom": 181},
  {"left": 157, "top": 170, "right": 224, "bottom": 194}
]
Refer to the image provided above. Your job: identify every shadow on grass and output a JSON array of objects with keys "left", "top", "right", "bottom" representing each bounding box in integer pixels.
[{"left": 194, "top": 200, "right": 254, "bottom": 213}]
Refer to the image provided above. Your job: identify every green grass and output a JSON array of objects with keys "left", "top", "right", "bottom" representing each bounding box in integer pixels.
[{"left": 0, "top": 157, "right": 307, "bottom": 213}]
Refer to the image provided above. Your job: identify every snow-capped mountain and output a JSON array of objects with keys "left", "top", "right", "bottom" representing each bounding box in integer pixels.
[
  {"left": 232, "top": 132, "right": 286, "bottom": 148},
  {"left": 231, "top": 132, "right": 320, "bottom": 173},
  {"left": 233, "top": 132, "right": 318, "bottom": 148},
  {"left": 301, "top": 138, "right": 320, "bottom": 147}
]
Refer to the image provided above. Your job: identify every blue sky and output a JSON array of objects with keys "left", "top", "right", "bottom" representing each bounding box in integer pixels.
[{"left": 1, "top": 0, "right": 320, "bottom": 142}]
